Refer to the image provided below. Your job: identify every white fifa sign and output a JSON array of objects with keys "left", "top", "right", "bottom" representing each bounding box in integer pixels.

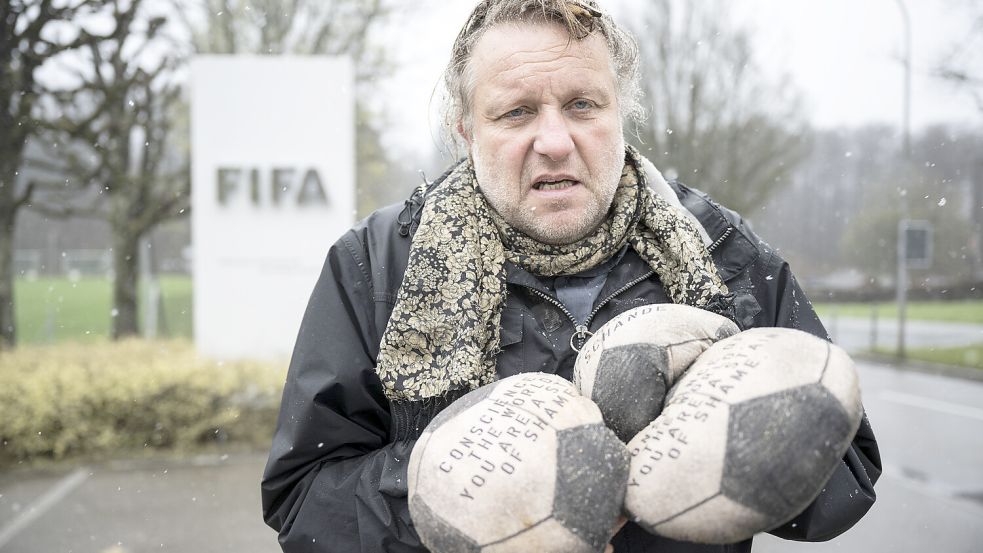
[{"left": 191, "top": 56, "right": 354, "bottom": 360}]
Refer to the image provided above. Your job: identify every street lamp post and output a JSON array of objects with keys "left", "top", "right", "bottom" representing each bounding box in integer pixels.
[{"left": 895, "top": 0, "right": 912, "bottom": 359}]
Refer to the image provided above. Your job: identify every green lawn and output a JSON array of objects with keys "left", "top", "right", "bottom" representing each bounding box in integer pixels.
[
  {"left": 14, "top": 275, "right": 192, "bottom": 344},
  {"left": 814, "top": 300, "right": 983, "bottom": 325},
  {"left": 816, "top": 299, "right": 983, "bottom": 370},
  {"left": 874, "top": 344, "right": 983, "bottom": 370},
  {"left": 907, "top": 344, "right": 983, "bottom": 369}
]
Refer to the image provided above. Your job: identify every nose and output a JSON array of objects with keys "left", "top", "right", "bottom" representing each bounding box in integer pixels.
[{"left": 532, "top": 109, "right": 574, "bottom": 161}]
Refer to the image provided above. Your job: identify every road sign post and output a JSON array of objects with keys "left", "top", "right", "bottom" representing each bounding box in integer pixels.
[{"left": 896, "top": 219, "right": 933, "bottom": 358}]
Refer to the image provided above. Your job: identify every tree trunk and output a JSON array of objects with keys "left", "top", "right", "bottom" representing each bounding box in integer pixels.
[
  {"left": 0, "top": 209, "right": 15, "bottom": 350},
  {"left": 0, "top": 150, "right": 23, "bottom": 350},
  {"left": 973, "top": 157, "right": 983, "bottom": 279},
  {"left": 111, "top": 231, "right": 140, "bottom": 339}
]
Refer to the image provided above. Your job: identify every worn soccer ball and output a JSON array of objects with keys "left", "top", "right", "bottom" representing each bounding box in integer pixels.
[
  {"left": 624, "top": 327, "right": 863, "bottom": 544},
  {"left": 574, "top": 304, "right": 740, "bottom": 442},
  {"left": 408, "top": 372, "right": 629, "bottom": 553}
]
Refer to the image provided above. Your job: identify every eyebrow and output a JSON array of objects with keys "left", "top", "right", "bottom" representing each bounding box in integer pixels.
[{"left": 482, "top": 84, "right": 613, "bottom": 114}]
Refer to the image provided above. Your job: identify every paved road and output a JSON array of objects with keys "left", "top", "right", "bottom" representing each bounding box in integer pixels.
[
  {"left": 825, "top": 315, "right": 983, "bottom": 353},
  {"left": 2, "top": 360, "right": 982, "bottom": 553},
  {"left": 0, "top": 454, "right": 278, "bottom": 552},
  {"left": 756, "top": 360, "right": 983, "bottom": 553}
]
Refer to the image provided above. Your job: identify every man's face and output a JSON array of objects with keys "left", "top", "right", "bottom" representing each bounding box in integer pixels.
[{"left": 463, "top": 23, "right": 625, "bottom": 245}]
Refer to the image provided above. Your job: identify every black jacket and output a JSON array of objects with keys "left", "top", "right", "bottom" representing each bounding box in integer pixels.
[{"left": 261, "top": 178, "right": 881, "bottom": 553}]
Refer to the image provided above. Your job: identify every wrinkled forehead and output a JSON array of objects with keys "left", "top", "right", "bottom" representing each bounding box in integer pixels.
[
  {"left": 467, "top": 22, "right": 615, "bottom": 88},
  {"left": 474, "top": 22, "right": 604, "bottom": 63}
]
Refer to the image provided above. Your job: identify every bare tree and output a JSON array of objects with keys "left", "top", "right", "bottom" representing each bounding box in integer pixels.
[
  {"left": 0, "top": 0, "right": 114, "bottom": 349},
  {"left": 173, "top": 0, "right": 409, "bottom": 215},
  {"left": 626, "top": 0, "right": 810, "bottom": 213},
  {"left": 766, "top": 124, "right": 981, "bottom": 285},
  {"left": 176, "top": 0, "right": 385, "bottom": 71},
  {"left": 751, "top": 126, "right": 894, "bottom": 276},
  {"left": 936, "top": 0, "right": 983, "bottom": 112},
  {"left": 935, "top": 0, "right": 983, "bottom": 274},
  {"left": 43, "top": 0, "right": 189, "bottom": 339}
]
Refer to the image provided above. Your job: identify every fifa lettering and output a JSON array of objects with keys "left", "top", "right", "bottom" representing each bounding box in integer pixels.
[{"left": 216, "top": 166, "right": 330, "bottom": 207}]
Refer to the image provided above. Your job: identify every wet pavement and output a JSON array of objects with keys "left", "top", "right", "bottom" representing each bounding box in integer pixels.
[
  {"left": 0, "top": 454, "right": 278, "bottom": 552},
  {"left": 756, "top": 360, "right": 983, "bottom": 553},
  {"left": 2, "top": 360, "right": 983, "bottom": 552},
  {"left": 825, "top": 316, "right": 983, "bottom": 354}
]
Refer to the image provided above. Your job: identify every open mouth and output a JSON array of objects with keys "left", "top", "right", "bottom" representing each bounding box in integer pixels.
[{"left": 533, "top": 179, "right": 577, "bottom": 191}]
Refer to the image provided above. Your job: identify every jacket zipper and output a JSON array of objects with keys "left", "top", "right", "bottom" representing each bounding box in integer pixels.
[
  {"left": 579, "top": 271, "right": 655, "bottom": 349},
  {"left": 519, "top": 226, "right": 733, "bottom": 353},
  {"left": 521, "top": 270, "right": 655, "bottom": 352},
  {"left": 523, "top": 287, "right": 587, "bottom": 351},
  {"left": 707, "top": 226, "right": 733, "bottom": 253}
]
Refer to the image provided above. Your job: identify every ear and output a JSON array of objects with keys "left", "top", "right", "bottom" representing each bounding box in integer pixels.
[{"left": 457, "top": 121, "right": 473, "bottom": 147}]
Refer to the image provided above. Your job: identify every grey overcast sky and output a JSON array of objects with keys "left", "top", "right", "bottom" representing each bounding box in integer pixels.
[{"left": 377, "top": 0, "right": 982, "bottom": 158}]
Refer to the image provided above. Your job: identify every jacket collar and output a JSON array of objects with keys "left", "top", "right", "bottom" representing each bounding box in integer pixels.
[{"left": 670, "top": 181, "right": 759, "bottom": 281}]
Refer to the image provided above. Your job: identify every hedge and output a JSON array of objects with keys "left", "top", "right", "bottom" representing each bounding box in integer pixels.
[{"left": 0, "top": 339, "right": 286, "bottom": 465}]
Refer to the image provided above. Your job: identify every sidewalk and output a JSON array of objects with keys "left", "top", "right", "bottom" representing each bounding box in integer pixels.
[
  {"left": 0, "top": 452, "right": 278, "bottom": 553},
  {"left": 825, "top": 316, "right": 983, "bottom": 353}
]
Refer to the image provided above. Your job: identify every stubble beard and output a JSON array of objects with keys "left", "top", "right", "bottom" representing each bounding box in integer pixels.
[{"left": 472, "top": 139, "right": 625, "bottom": 246}]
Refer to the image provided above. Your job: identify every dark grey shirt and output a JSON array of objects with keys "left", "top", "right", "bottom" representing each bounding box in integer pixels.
[{"left": 543, "top": 247, "right": 628, "bottom": 325}]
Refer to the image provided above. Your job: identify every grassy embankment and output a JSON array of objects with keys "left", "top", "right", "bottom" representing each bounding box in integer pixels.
[
  {"left": 815, "top": 300, "right": 983, "bottom": 369},
  {"left": 814, "top": 300, "right": 983, "bottom": 325}
]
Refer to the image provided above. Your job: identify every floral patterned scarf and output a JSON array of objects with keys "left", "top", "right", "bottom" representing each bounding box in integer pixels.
[{"left": 376, "top": 146, "right": 729, "bottom": 401}]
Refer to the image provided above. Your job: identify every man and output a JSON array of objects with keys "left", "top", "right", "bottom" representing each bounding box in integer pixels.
[{"left": 261, "top": 1, "right": 881, "bottom": 551}]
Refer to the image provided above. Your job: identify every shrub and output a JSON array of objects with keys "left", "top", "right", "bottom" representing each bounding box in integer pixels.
[{"left": 0, "top": 339, "right": 286, "bottom": 465}]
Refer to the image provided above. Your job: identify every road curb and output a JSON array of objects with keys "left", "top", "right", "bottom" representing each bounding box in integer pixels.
[{"left": 855, "top": 353, "right": 983, "bottom": 383}]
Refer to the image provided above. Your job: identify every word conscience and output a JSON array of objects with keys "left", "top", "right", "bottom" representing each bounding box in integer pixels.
[{"left": 438, "top": 376, "right": 577, "bottom": 503}]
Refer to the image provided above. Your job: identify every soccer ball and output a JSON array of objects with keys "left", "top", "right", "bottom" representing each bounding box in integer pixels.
[
  {"left": 624, "top": 327, "right": 863, "bottom": 544},
  {"left": 574, "top": 304, "right": 740, "bottom": 442},
  {"left": 408, "top": 373, "right": 629, "bottom": 553}
]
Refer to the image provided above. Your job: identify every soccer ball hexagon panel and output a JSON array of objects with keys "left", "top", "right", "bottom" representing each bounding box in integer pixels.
[
  {"left": 408, "top": 373, "right": 629, "bottom": 553},
  {"left": 625, "top": 328, "right": 863, "bottom": 544},
  {"left": 575, "top": 304, "right": 739, "bottom": 442}
]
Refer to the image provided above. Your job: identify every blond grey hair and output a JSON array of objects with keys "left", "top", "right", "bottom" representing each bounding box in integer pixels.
[{"left": 440, "top": 0, "right": 642, "bottom": 151}]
